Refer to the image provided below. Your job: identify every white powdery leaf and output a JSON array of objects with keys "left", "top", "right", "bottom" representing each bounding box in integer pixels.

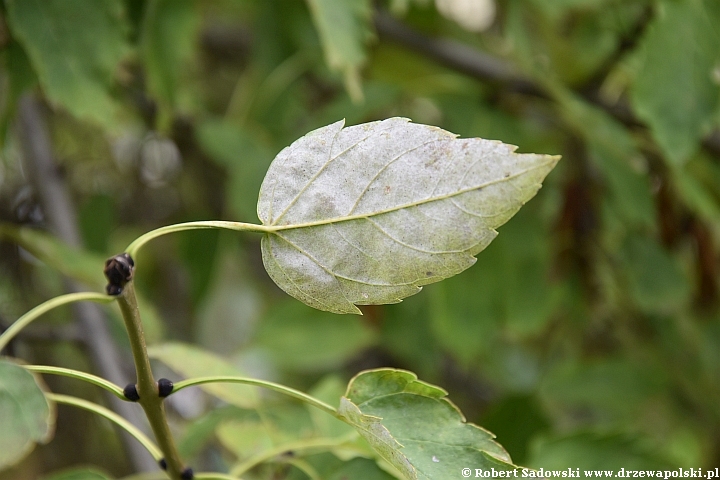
[{"left": 257, "top": 118, "right": 559, "bottom": 314}]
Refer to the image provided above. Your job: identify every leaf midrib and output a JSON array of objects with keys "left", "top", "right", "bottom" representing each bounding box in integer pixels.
[{"left": 263, "top": 157, "right": 558, "bottom": 233}]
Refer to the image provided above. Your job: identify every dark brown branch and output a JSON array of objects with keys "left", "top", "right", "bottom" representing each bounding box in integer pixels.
[
  {"left": 16, "top": 95, "right": 157, "bottom": 473},
  {"left": 374, "top": 11, "right": 546, "bottom": 98}
]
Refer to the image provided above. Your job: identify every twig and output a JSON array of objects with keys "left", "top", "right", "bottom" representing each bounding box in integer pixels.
[
  {"left": 374, "top": 11, "right": 545, "bottom": 98},
  {"left": 16, "top": 94, "right": 157, "bottom": 472}
]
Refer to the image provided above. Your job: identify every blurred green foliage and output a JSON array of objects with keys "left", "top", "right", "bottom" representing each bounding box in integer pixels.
[{"left": 1, "top": 0, "right": 719, "bottom": 478}]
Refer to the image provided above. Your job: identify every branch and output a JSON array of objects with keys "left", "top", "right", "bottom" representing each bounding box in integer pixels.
[
  {"left": 16, "top": 94, "right": 158, "bottom": 472},
  {"left": 373, "top": 10, "right": 720, "bottom": 158},
  {"left": 116, "top": 280, "right": 187, "bottom": 479},
  {"left": 374, "top": 11, "right": 545, "bottom": 98}
]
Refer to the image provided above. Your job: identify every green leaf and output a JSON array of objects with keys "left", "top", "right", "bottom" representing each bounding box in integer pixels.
[
  {"left": 177, "top": 406, "right": 244, "bottom": 459},
  {"left": 257, "top": 118, "right": 559, "bottom": 314},
  {"left": 527, "top": 432, "right": 673, "bottom": 470},
  {"left": 0, "top": 41, "right": 38, "bottom": 141},
  {"left": 147, "top": 342, "right": 258, "bottom": 408},
  {"left": 539, "top": 358, "right": 666, "bottom": 429},
  {"left": 621, "top": 235, "right": 690, "bottom": 314},
  {"left": 0, "top": 224, "right": 165, "bottom": 343},
  {"left": 305, "top": 0, "right": 373, "bottom": 101},
  {"left": 429, "top": 208, "right": 558, "bottom": 365},
  {"left": 338, "top": 369, "right": 515, "bottom": 479},
  {"left": 140, "top": 0, "right": 199, "bottom": 114},
  {"left": 479, "top": 395, "right": 550, "bottom": 465},
  {"left": 216, "top": 419, "right": 281, "bottom": 461},
  {"left": 41, "top": 468, "right": 113, "bottom": 480},
  {"left": 4, "top": 0, "right": 128, "bottom": 130},
  {"left": 0, "top": 224, "right": 107, "bottom": 289},
  {"left": 0, "top": 358, "right": 55, "bottom": 469},
  {"left": 254, "top": 300, "right": 376, "bottom": 371},
  {"left": 631, "top": 0, "right": 720, "bottom": 165},
  {"left": 309, "top": 376, "right": 356, "bottom": 440},
  {"left": 554, "top": 89, "right": 655, "bottom": 228},
  {"left": 196, "top": 119, "right": 273, "bottom": 223}
]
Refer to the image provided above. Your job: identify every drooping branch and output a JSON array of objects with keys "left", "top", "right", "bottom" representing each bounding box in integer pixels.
[
  {"left": 373, "top": 10, "right": 720, "bottom": 158},
  {"left": 374, "top": 11, "right": 545, "bottom": 98},
  {"left": 16, "top": 95, "right": 158, "bottom": 473}
]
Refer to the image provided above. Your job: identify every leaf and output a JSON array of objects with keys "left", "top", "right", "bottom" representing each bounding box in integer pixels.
[
  {"left": 527, "top": 432, "right": 673, "bottom": 470},
  {"left": 479, "top": 395, "right": 550, "bottom": 465},
  {"left": 554, "top": 88, "right": 655, "bottom": 228},
  {"left": 196, "top": 119, "right": 274, "bottom": 222},
  {"left": 0, "top": 358, "right": 55, "bottom": 469},
  {"left": 0, "top": 224, "right": 165, "bottom": 343},
  {"left": 631, "top": 0, "right": 720, "bottom": 165},
  {"left": 41, "top": 468, "right": 113, "bottom": 480},
  {"left": 337, "top": 369, "right": 515, "bottom": 479},
  {"left": 0, "top": 224, "right": 107, "bottom": 289},
  {"left": 429, "top": 208, "right": 559, "bottom": 366},
  {"left": 254, "top": 300, "right": 376, "bottom": 371},
  {"left": 147, "top": 342, "right": 258, "bottom": 408},
  {"left": 539, "top": 358, "right": 666, "bottom": 429},
  {"left": 257, "top": 118, "right": 559, "bottom": 314},
  {"left": 140, "top": 0, "right": 199, "bottom": 113},
  {"left": 216, "top": 419, "right": 280, "bottom": 460},
  {"left": 4, "top": 0, "right": 129, "bottom": 130},
  {"left": 305, "top": 0, "right": 373, "bottom": 101},
  {"left": 621, "top": 235, "right": 690, "bottom": 314}
]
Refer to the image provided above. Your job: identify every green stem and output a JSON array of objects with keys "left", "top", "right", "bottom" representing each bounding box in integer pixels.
[
  {"left": 230, "top": 436, "right": 354, "bottom": 477},
  {"left": 117, "top": 282, "right": 185, "bottom": 479},
  {"left": 125, "top": 221, "right": 270, "bottom": 258},
  {"left": 0, "top": 292, "right": 114, "bottom": 353},
  {"left": 25, "top": 365, "right": 125, "bottom": 399},
  {"left": 172, "top": 376, "right": 338, "bottom": 417},
  {"left": 46, "top": 393, "right": 162, "bottom": 459}
]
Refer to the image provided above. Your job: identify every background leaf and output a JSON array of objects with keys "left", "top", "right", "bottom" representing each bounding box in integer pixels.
[
  {"left": 254, "top": 300, "right": 376, "bottom": 371},
  {"left": 41, "top": 468, "right": 113, "bottom": 480},
  {"left": 631, "top": 0, "right": 720, "bottom": 165},
  {"left": 147, "top": 342, "right": 258, "bottom": 409},
  {"left": 527, "top": 432, "right": 672, "bottom": 470},
  {"left": 140, "top": 0, "right": 199, "bottom": 119},
  {"left": 258, "top": 118, "right": 559, "bottom": 314},
  {"left": 0, "top": 359, "right": 55, "bottom": 469},
  {"left": 305, "top": 0, "right": 373, "bottom": 101},
  {"left": 4, "top": 0, "right": 128, "bottom": 130}
]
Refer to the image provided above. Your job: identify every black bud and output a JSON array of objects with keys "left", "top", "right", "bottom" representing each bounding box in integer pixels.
[
  {"left": 123, "top": 383, "right": 140, "bottom": 402},
  {"left": 157, "top": 378, "right": 174, "bottom": 398},
  {"left": 104, "top": 253, "right": 135, "bottom": 296},
  {"left": 158, "top": 458, "right": 167, "bottom": 470},
  {"left": 181, "top": 467, "right": 194, "bottom": 480}
]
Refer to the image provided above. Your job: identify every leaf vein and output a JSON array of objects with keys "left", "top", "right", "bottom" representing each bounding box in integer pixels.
[
  {"left": 272, "top": 121, "right": 398, "bottom": 225},
  {"left": 366, "top": 217, "right": 467, "bottom": 255},
  {"left": 265, "top": 236, "right": 338, "bottom": 312},
  {"left": 276, "top": 232, "right": 421, "bottom": 287},
  {"left": 348, "top": 137, "right": 445, "bottom": 215},
  {"left": 270, "top": 158, "right": 556, "bottom": 231}
]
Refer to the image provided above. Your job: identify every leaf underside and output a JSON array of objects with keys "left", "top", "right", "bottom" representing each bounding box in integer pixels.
[{"left": 257, "top": 118, "right": 559, "bottom": 314}]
